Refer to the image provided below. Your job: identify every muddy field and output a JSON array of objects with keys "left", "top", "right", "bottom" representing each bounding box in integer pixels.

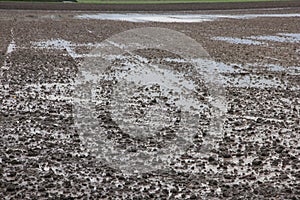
[{"left": 0, "top": 6, "right": 300, "bottom": 199}]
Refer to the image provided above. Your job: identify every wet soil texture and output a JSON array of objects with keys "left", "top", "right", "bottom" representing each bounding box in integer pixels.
[{"left": 0, "top": 6, "right": 300, "bottom": 199}]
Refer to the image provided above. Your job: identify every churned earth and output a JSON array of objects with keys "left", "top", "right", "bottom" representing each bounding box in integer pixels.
[{"left": 0, "top": 6, "right": 300, "bottom": 199}]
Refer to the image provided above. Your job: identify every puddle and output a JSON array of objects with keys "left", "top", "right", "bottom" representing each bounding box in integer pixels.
[
  {"left": 5, "top": 28, "right": 16, "bottom": 54},
  {"left": 186, "top": 58, "right": 299, "bottom": 90},
  {"left": 110, "top": 55, "right": 207, "bottom": 111},
  {"left": 7, "top": 40, "right": 16, "bottom": 54},
  {"left": 31, "top": 39, "right": 105, "bottom": 59},
  {"left": 279, "top": 33, "right": 300, "bottom": 40},
  {"left": 74, "top": 13, "right": 300, "bottom": 23},
  {"left": 212, "top": 36, "right": 265, "bottom": 45},
  {"left": 213, "top": 33, "right": 300, "bottom": 45},
  {"left": 29, "top": 38, "right": 300, "bottom": 92},
  {"left": 249, "top": 33, "right": 300, "bottom": 43},
  {"left": 75, "top": 13, "right": 214, "bottom": 23}
]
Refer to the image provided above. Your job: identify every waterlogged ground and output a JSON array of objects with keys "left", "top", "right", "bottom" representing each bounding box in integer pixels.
[{"left": 0, "top": 7, "right": 300, "bottom": 199}]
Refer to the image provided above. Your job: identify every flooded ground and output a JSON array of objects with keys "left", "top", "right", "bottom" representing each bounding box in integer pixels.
[
  {"left": 213, "top": 33, "right": 300, "bottom": 45},
  {"left": 75, "top": 13, "right": 300, "bottom": 23},
  {"left": 0, "top": 7, "right": 299, "bottom": 199}
]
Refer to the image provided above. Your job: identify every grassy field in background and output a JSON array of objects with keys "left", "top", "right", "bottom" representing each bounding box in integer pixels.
[
  {"left": 0, "top": 0, "right": 290, "bottom": 4},
  {"left": 77, "top": 0, "right": 289, "bottom": 4}
]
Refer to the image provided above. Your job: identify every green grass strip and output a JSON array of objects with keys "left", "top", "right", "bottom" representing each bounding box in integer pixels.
[{"left": 77, "top": 0, "right": 290, "bottom": 4}]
